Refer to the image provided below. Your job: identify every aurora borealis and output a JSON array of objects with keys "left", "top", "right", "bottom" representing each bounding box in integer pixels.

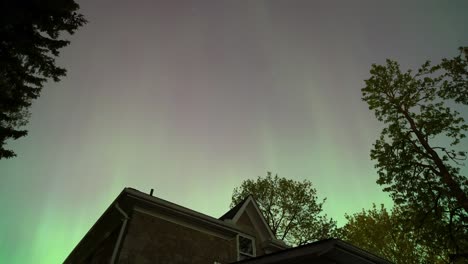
[{"left": 1, "top": 1, "right": 467, "bottom": 263}]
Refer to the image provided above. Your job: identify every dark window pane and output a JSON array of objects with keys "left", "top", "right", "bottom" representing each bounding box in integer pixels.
[{"left": 239, "top": 236, "right": 253, "bottom": 255}]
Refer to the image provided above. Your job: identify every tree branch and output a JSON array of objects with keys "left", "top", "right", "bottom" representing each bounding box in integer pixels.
[{"left": 398, "top": 106, "right": 468, "bottom": 214}]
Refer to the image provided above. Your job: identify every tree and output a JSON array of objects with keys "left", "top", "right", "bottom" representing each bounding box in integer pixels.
[
  {"left": 231, "top": 172, "right": 337, "bottom": 246},
  {"left": 341, "top": 204, "right": 450, "bottom": 263},
  {"left": 362, "top": 47, "right": 468, "bottom": 257},
  {"left": 0, "top": 0, "right": 86, "bottom": 159}
]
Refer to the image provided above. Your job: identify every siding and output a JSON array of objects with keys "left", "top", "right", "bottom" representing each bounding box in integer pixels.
[{"left": 118, "top": 210, "right": 238, "bottom": 264}]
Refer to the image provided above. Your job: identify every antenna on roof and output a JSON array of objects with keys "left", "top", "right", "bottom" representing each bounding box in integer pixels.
[{"left": 150, "top": 188, "right": 154, "bottom": 196}]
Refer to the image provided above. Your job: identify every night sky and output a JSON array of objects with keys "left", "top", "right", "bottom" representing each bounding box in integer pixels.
[{"left": 1, "top": 1, "right": 467, "bottom": 263}]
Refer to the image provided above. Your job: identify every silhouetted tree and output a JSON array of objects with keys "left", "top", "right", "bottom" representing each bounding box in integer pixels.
[
  {"left": 341, "top": 204, "right": 451, "bottom": 263},
  {"left": 362, "top": 47, "right": 468, "bottom": 257},
  {"left": 0, "top": 0, "right": 86, "bottom": 158},
  {"left": 231, "top": 172, "right": 337, "bottom": 246}
]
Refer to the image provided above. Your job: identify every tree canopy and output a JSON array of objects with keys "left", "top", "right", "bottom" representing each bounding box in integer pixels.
[
  {"left": 341, "top": 204, "right": 450, "bottom": 263},
  {"left": 231, "top": 172, "right": 337, "bottom": 246},
  {"left": 0, "top": 0, "right": 86, "bottom": 158},
  {"left": 362, "top": 47, "right": 468, "bottom": 258}
]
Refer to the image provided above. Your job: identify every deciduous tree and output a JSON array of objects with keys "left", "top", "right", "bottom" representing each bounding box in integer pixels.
[
  {"left": 231, "top": 172, "right": 337, "bottom": 246},
  {"left": 341, "top": 204, "right": 450, "bottom": 263},
  {"left": 0, "top": 0, "right": 86, "bottom": 158},
  {"left": 362, "top": 47, "right": 468, "bottom": 258}
]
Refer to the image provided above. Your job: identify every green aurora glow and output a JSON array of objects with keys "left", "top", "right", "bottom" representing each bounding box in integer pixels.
[{"left": 1, "top": 1, "right": 467, "bottom": 263}]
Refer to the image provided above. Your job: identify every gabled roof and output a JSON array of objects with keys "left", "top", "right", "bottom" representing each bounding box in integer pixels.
[
  {"left": 219, "top": 195, "right": 250, "bottom": 220},
  {"left": 219, "top": 195, "right": 287, "bottom": 250},
  {"left": 65, "top": 188, "right": 256, "bottom": 263},
  {"left": 233, "top": 238, "right": 393, "bottom": 264},
  {"left": 66, "top": 188, "right": 391, "bottom": 264}
]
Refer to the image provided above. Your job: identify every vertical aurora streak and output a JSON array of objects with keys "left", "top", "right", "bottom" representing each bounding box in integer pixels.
[{"left": 0, "top": 1, "right": 467, "bottom": 263}]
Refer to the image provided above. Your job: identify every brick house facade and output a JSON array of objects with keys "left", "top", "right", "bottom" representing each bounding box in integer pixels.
[{"left": 65, "top": 188, "right": 391, "bottom": 264}]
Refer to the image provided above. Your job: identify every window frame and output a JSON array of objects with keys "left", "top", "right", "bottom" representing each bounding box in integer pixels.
[{"left": 237, "top": 234, "right": 256, "bottom": 260}]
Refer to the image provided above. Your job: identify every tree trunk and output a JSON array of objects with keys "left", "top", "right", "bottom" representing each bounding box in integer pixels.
[{"left": 401, "top": 108, "right": 468, "bottom": 214}]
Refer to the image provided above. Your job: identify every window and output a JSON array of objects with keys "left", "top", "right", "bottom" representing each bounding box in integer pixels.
[{"left": 238, "top": 235, "right": 255, "bottom": 260}]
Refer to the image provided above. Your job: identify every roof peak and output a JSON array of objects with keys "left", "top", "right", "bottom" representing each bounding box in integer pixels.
[{"left": 218, "top": 195, "right": 254, "bottom": 220}]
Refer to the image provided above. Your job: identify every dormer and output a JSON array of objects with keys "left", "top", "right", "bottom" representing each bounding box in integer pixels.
[{"left": 219, "top": 196, "right": 288, "bottom": 260}]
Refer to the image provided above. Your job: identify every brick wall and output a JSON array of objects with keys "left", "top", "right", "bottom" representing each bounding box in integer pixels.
[
  {"left": 118, "top": 210, "right": 238, "bottom": 264},
  {"left": 85, "top": 225, "right": 120, "bottom": 263}
]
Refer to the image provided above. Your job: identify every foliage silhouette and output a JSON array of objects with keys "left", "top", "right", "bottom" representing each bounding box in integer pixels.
[
  {"left": 362, "top": 47, "right": 468, "bottom": 258},
  {"left": 231, "top": 172, "right": 337, "bottom": 246},
  {"left": 341, "top": 204, "right": 452, "bottom": 263},
  {"left": 0, "top": 0, "right": 86, "bottom": 158}
]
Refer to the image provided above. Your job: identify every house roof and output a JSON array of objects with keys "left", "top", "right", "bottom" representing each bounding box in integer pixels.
[
  {"left": 219, "top": 195, "right": 250, "bottom": 220},
  {"left": 65, "top": 188, "right": 238, "bottom": 263},
  {"left": 65, "top": 188, "right": 287, "bottom": 263},
  {"left": 233, "top": 238, "right": 393, "bottom": 264},
  {"left": 65, "top": 188, "right": 391, "bottom": 264},
  {"left": 219, "top": 195, "right": 287, "bottom": 249}
]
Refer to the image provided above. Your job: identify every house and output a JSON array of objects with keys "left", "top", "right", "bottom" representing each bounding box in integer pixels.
[{"left": 65, "top": 188, "right": 391, "bottom": 264}]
